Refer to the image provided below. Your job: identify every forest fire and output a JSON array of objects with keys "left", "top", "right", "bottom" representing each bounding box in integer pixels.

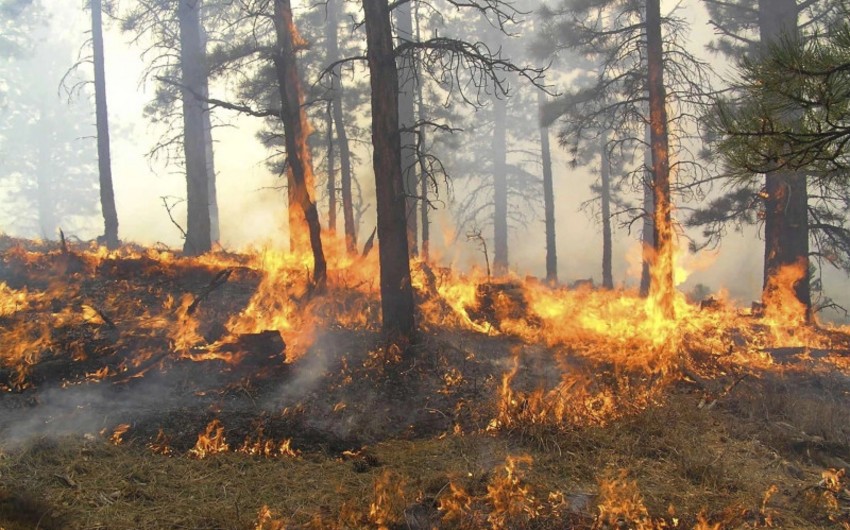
[{"left": 1, "top": 235, "right": 849, "bottom": 527}]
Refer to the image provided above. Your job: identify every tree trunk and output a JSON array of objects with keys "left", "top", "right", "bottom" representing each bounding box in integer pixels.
[
  {"left": 758, "top": 0, "right": 811, "bottom": 320},
  {"left": 538, "top": 90, "right": 557, "bottom": 284},
  {"left": 646, "top": 0, "right": 674, "bottom": 318},
  {"left": 91, "top": 0, "right": 119, "bottom": 249},
  {"left": 335, "top": 99, "right": 356, "bottom": 252},
  {"left": 639, "top": 124, "right": 654, "bottom": 297},
  {"left": 326, "top": 0, "right": 356, "bottom": 253},
  {"left": 492, "top": 96, "right": 508, "bottom": 275},
  {"left": 178, "top": 0, "right": 212, "bottom": 256},
  {"left": 415, "top": 0, "right": 429, "bottom": 261},
  {"left": 272, "top": 0, "right": 327, "bottom": 284},
  {"left": 199, "top": 21, "right": 219, "bottom": 245},
  {"left": 600, "top": 132, "right": 613, "bottom": 290},
  {"left": 395, "top": 0, "right": 418, "bottom": 255},
  {"left": 362, "top": 0, "right": 416, "bottom": 340},
  {"left": 326, "top": 105, "right": 336, "bottom": 233},
  {"left": 203, "top": 105, "right": 219, "bottom": 244}
]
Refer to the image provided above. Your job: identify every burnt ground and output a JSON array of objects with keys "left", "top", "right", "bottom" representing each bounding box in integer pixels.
[{"left": 1, "top": 236, "right": 850, "bottom": 529}]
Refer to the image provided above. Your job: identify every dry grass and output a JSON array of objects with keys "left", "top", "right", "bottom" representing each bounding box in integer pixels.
[{"left": 2, "top": 384, "right": 848, "bottom": 529}]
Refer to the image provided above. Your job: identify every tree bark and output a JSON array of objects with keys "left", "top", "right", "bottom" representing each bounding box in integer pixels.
[
  {"left": 600, "top": 132, "right": 613, "bottom": 290},
  {"left": 492, "top": 96, "right": 508, "bottom": 275},
  {"left": 272, "top": 0, "right": 327, "bottom": 284},
  {"left": 758, "top": 0, "right": 811, "bottom": 319},
  {"left": 538, "top": 91, "right": 557, "bottom": 284},
  {"left": 362, "top": 0, "right": 416, "bottom": 340},
  {"left": 178, "top": 0, "right": 212, "bottom": 256},
  {"left": 646, "top": 0, "right": 675, "bottom": 318},
  {"left": 91, "top": 0, "right": 119, "bottom": 249},
  {"left": 395, "top": 0, "right": 418, "bottom": 255}
]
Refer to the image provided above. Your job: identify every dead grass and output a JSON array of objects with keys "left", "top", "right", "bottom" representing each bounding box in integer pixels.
[{"left": 1, "top": 385, "right": 848, "bottom": 529}]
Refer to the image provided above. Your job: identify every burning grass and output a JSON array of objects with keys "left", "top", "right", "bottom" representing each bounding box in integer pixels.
[{"left": 1, "top": 235, "right": 850, "bottom": 528}]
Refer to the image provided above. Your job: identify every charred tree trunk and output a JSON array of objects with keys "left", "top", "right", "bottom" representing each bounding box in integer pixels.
[
  {"left": 272, "top": 0, "right": 327, "bottom": 284},
  {"left": 91, "top": 0, "right": 119, "bottom": 249},
  {"left": 326, "top": 0, "right": 356, "bottom": 253},
  {"left": 538, "top": 91, "right": 557, "bottom": 284},
  {"left": 362, "top": 0, "right": 416, "bottom": 340},
  {"left": 492, "top": 96, "right": 509, "bottom": 275},
  {"left": 758, "top": 0, "right": 811, "bottom": 320},
  {"left": 395, "top": 0, "right": 418, "bottom": 255},
  {"left": 600, "top": 133, "right": 613, "bottom": 290},
  {"left": 646, "top": 0, "right": 674, "bottom": 318},
  {"left": 639, "top": 125, "right": 654, "bottom": 297},
  {"left": 178, "top": 0, "right": 212, "bottom": 256}
]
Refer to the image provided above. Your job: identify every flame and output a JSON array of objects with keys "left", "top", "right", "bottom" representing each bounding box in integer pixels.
[
  {"left": 147, "top": 429, "right": 173, "bottom": 456},
  {"left": 485, "top": 455, "right": 538, "bottom": 529},
  {"left": 1, "top": 236, "right": 848, "bottom": 435},
  {"left": 238, "top": 427, "right": 299, "bottom": 458},
  {"left": 368, "top": 469, "right": 407, "bottom": 530},
  {"left": 188, "top": 419, "right": 229, "bottom": 459},
  {"left": 107, "top": 423, "right": 131, "bottom": 445},
  {"left": 254, "top": 505, "right": 287, "bottom": 530}
]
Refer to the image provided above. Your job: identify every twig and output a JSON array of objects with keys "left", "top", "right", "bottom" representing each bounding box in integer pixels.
[
  {"left": 466, "top": 229, "right": 491, "bottom": 278},
  {"left": 188, "top": 269, "right": 233, "bottom": 315},
  {"left": 160, "top": 196, "right": 188, "bottom": 240}
]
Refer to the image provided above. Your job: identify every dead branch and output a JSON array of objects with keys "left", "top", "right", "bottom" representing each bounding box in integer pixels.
[
  {"left": 160, "top": 196, "right": 188, "bottom": 240},
  {"left": 361, "top": 227, "right": 377, "bottom": 258},
  {"left": 188, "top": 269, "right": 233, "bottom": 315}
]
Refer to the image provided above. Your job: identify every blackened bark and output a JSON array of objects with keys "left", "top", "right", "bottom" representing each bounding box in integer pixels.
[
  {"left": 758, "top": 0, "right": 811, "bottom": 319},
  {"left": 91, "top": 0, "right": 119, "bottom": 249},
  {"left": 178, "top": 0, "right": 212, "bottom": 256},
  {"left": 395, "top": 0, "right": 418, "bottom": 255},
  {"left": 646, "top": 0, "right": 674, "bottom": 318},
  {"left": 492, "top": 96, "right": 508, "bottom": 275},
  {"left": 362, "top": 0, "right": 416, "bottom": 339},
  {"left": 272, "top": 0, "right": 327, "bottom": 284},
  {"left": 538, "top": 91, "right": 557, "bottom": 284},
  {"left": 600, "top": 133, "right": 613, "bottom": 290}
]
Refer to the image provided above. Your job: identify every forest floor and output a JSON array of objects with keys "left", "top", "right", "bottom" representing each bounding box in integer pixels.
[{"left": 1, "top": 235, "right": 849, "bottom": 530}]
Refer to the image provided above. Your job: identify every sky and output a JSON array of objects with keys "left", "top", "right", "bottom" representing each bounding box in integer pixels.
[{"left": 1, "top": 0, "right": 848, "bottom": 320}]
